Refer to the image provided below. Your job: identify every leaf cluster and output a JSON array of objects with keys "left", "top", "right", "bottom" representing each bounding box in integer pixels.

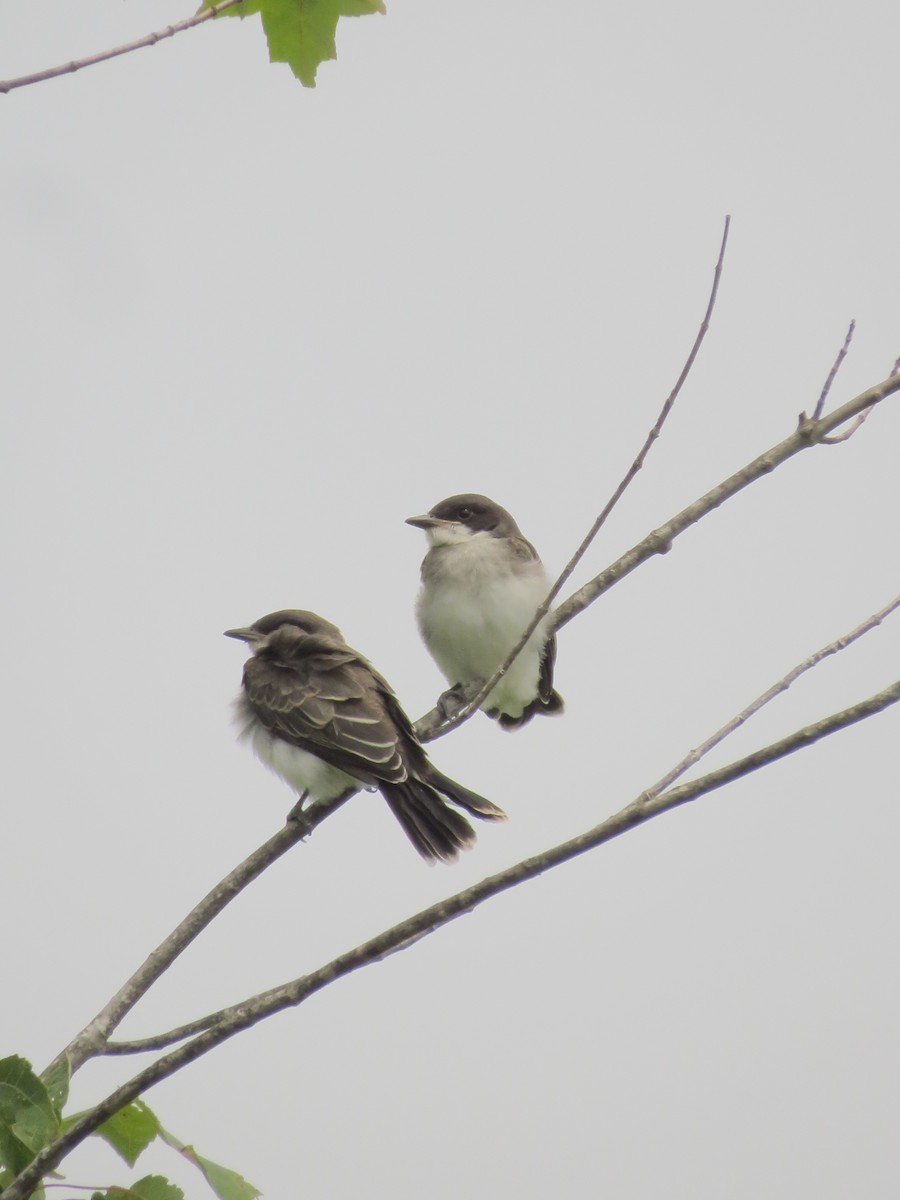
[{"left": 0, "top": 1056, "right": 257, "bottom": 1200}]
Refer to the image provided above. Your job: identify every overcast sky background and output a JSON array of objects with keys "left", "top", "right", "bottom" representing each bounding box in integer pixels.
[{"left": 3, "top": 2, "right": 900, "bottom": 1197}]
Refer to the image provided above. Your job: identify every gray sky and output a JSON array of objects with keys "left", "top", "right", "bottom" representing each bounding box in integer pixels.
[{"left": 3, "top": 2, "right": 899, "bottom": 1197}]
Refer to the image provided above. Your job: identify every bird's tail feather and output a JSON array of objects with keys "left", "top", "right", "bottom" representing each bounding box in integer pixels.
[
  {"left": 425, "top": 768, "right": 507, "bottom": 822},
  {"left": 382, "top": 782, "right": 479, "bottom": 864}
]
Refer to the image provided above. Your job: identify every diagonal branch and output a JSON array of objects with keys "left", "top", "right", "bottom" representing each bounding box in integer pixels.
[
  {"left": 0, "top": 0, "right": 243, "bottom": 95},
  {"left": 415, "top": 215, "right": 732, "bottom": 740},
  {"left": 8, "top": 678, "right": 899, "bottom": 1200}
]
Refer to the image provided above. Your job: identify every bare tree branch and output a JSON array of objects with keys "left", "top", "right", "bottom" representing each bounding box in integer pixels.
[
  {"left": 46, "top": 372, "right": 900, "bottom": 1078},
  {"left": 0, "top": 1, "right": 243, "bottom": 95},
  {"left": 551, "top": 372, "right": 900, "bottom": 633},
  {"left": 415, "top": 215, "right": 732, "bottom": 741},
  {"left": 7, "top": 677, "right": 898, "bottom": 1200}
]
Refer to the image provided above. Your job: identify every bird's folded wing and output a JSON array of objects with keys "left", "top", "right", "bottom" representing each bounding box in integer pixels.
[{"left": 242, "top": 655, "right": 408, "bottom": 784}]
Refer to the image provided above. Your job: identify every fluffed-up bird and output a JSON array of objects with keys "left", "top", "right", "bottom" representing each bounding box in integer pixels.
[
  {"left": 407, "top": 493, "right": 564, "bottom": 730},
  {"left": 225, "top": 609, "right": 506, "bottom": 863}
]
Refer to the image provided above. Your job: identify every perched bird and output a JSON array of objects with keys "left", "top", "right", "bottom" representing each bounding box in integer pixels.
[
  {"left": 407, "top": 493, "right": 564, "bottom": 730},
  {"left": 225, "top": 609, "right": 506, "bottom": 863}
]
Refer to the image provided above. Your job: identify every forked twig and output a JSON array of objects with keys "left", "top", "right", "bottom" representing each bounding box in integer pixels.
[
  {"left": 552, "top": 371, "right": 900, "bottom": 633},
  {"left": 46, "top": 788, "right": 355, "bottom": 1076}
]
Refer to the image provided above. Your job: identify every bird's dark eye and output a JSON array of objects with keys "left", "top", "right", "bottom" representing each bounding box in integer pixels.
[{"left": 457, "top": 506, "right": 472, "bottom": 520}]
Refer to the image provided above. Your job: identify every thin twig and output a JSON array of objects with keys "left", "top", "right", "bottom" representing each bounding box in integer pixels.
[
  {"left": 820, "top": 407, "right": 875, "bottom": 444},
  {"left": 105, "top": 1012, "right": 227, "bottom": 1056},
  {"left": 813, "top": 320, "right": 855, "bottom": 419},
  {"left": 8, "top": 678, "right": 899, "bottom": 1200},
  {"left": 415, "top": 215, "right": 732, "bottom": 741},
  {"left": 640, "top": 592, "right": 900, "bottom": 801},
  {"left": 0, "top": 0, "right": 243, "bottom": 95}
]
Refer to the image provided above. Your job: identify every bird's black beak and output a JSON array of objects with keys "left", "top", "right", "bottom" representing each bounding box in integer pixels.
[
  {"left": 224, "top": 626, "right": 262, "bottom": 644},
  {"left": 405, "top": 514, "right": 442, "bottom": 530}
]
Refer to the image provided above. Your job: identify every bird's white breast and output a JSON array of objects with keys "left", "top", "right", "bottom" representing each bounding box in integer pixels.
[
  {"left": 237, "top": 704, "right": 362, "bottom": 802},
  {"left": 416, "top": 535, "right": 551, "bottom": 717}
]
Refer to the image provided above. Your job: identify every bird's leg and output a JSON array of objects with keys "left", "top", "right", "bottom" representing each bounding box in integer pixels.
[{"left": 286, "top": 791, "right": 312, "bottom": 834}]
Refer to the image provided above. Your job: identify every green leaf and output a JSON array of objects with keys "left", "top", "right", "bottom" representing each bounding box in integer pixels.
[
  {"left": 204, "top": 0, "right": 385, "bottom": 86},
  {"left": 185, "top": 1152, "right": 260, "bottom": 1200},
  {"left": 0, "top": 1056, "right": 59, "bottom": 1170},
  {"left": 158, "top": 1125, "right": 261, "bottom": 1200},
  {"left": 0, "top": 1119, "right": 33, "bottom": 1176},
  {"left": 96, "top": 1101, "right": 161, "bottom": 1168},
  {"left": 42, "top": 1057, "right": 70, "bottom": 1117}
]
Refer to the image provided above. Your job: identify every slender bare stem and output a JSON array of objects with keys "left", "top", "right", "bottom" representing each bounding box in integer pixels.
[
  {"left": 641, "top": 592, "right": 900, "bottom": 801},
  {"left": 7, "top": 678, "right": 899, "bottom": 1200},
  {"left": 105, "top": 1013, "right": 227, "bottom": 1056},
  {"left": 0, "top": 0, "right": 243, "bottom": 95},
  {"left": 415, "top": 215, "right": 732, "bottom": 741},
  {"left": 820, "top": 407, "right": 875, "bottom": 444},
  {"left": 814, "top": 320, "right": 855, "bottom": 419}
]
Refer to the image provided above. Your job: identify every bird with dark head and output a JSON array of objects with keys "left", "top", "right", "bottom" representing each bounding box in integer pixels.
[
  {"left": 225, "top": 609, "right": 506, "bottom": 863},
  {"left": 407, "top": 494, "right": 564, "bottom": 730}
]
